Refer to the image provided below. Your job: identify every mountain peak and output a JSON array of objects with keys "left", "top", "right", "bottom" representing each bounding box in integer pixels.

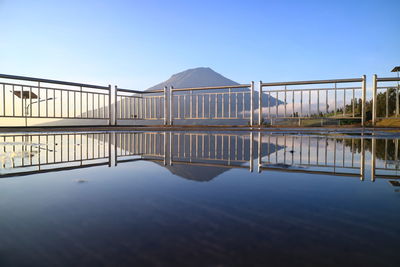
[{"left": 147, "top": 67, "right": 239, "bottom": 91}]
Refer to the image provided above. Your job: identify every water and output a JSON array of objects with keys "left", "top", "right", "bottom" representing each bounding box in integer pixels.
[{"left": 0, "top": 131, "right": 399, "bottom": 266}]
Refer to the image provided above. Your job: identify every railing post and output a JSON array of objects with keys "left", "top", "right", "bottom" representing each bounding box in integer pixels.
[
  {"left": 250, "top": 81, "right": 254, "bottom": 126},
  {"left": 257, "top": 132, "right": 262, "bottom": 173},
  {"left": 249, "top": 132, "right": 254, "bottom": 172},
  {"left": 114, "top": 86, "right": 118, "bottom": 126},
  {"left": 360, "top": 137, "right": 365, "bottom": 181},
  {"left": 371, "top": 137, "right": 376, "bottom": 182},
  {"left": 170, "top": 86, "right": 174, "bottom": 125},
  {"left": 108, "top": 85, "right": 112, "bottom": 125},
  {"left": 396, "top": 73, "right": 400, "bottom": 117},
  {"left": 164, "top": 86, "right": 168, "bottom": 125},
  {"left": 372, "top": 74, "right": 377, "bottom": 126},
  {"left": 258, "top": 81, "right": 262, "bottom": 126},
  {"left": 361, "top": 75, "right": 366, "bottom": 126}
]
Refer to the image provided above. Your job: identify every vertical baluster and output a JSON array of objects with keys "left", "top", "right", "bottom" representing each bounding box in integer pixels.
[
  {"left": 308, "top": 90, "right": 311, "bottom": 117},
  {"left": 343, "top": 89, "right": 346, "bottom": 117},
  {"left": 222, "top": 93, "right": 225, "bottom": 118},
  {"left": 268, "top": 92, "right": 271, "bottom": 122},
  {"left": 2, "top": 84, "right": 5, "bottom": 116},
  {"left": 209, "top": 94, "right": 211, "bottom": 118},
  {"left": 202, "top": 95, "right": 205, "bottom": 118},
  {"left": 12, "top": 85, "right": 15, "bottom": 117},
  {"left": 242, "top": 92, "right": 245, "bottom": 118},
  {"left": 228, "top": 88, "right": 231, "bottom": 119},
  {"left": 326, "top": 90, "right": 328, "bottom": 114},
  {"left": 258, "top": 82, "right": 262, "bottom": 125},
  {"left": 29, "top": 87, "right": 32, "bottom": 117},
  {"left": 334, "top": 83, "right": 337, "bottom": 117},
  {"left": 215, "top": 94, "right": 218, "bottom": 118},
  {"left": 184, "top": 95, "right": 186, "bottom": 119},
  {"left": 284, "top": 85, "right": 287, "bottom": 118},
  {"left": 190, "top": 90, "right": 193, "bottom": 118},
  {"left": 235, "top": 92, "right": 238, "bottom": 118},
  {"left": 178, "top": 95, "right": 181, "bottom": 119},
  {"left": 386, "top": 87, "right": 389, "bottom": 118},
  {"left": 300, "top": 91, "right": 303, "bottom": 117},
  {"left": 196, "top": 94, "right": 199, "bottom": 118},
  {"left": 292, "top": 91, "right": 295, "bottom": 117},
  {"left": 350, "top": 88, "right": 354, "bottom": 118}
]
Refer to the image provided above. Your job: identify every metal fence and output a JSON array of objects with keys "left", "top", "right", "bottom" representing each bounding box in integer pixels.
[
  {"left": 0, "top": 74, "right": 112, "bottom": 126},
  {"left": 115, "top": 87, "right": 166, "bottom": 123},
  {"left": 169, "top": 84, "right": 253, "bottom": 125},
  {"left": 259, "top": 77, "right": 366, "bottom": 126},
  {"left": 2, "top": 73, "right": 400, "bottom": 127},
  {"left": 372, "top": 75, "right": 400, "bottom": 125}
]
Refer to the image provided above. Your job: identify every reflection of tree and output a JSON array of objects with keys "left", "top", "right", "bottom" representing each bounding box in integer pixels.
[{"left": 339, "top": 138, "right": 400, "bottom": 161}]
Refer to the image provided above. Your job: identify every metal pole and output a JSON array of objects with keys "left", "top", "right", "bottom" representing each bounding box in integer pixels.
[
  {"left": 257, "top": 132, "right": 262, "bottom": 173},
  {"left": 371, "top": 138, "right": 376, "bottom": 182},
  {"left": 258, "top": 81, "right": 262, "bottom": 126},
  {"left": 361, "top": 75, "right": 366, "bottom": 126},
  {"left": 372, "top": 74, "right": 377, "bottom": 126},
  {"left": 108, "top": 85, "right": 112, "bottom": 125},
  {"left": 397, "top": 71, "right": 399, "bottom": 117},
  {"left": 249, "top": 132, "right": 253, "bottom": 172},
  {"left": 114, "top": 86, "right": 118, "bottom": 126},
  {"left": 170, "top": 86, "right": 173, "bottom": 125},
  {"left": 250, "top": 81, "right": 254, "bottom": 126},
  {"left": 164, "top": 86, "right": 168, "bottom": 125}
]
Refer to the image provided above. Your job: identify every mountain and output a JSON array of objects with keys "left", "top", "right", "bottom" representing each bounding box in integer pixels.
[{"left": 147, "top": 67, "right": 239, "bottom": 90}]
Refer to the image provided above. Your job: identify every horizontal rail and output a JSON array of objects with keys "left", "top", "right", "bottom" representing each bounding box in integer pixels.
[
  {"left": 1, "top": 82, "right": 110, "bottom": 95},
  {"left": 261, "top": 78, "right": 363, "bottom": 87},
  {"left": 376, "top": 77, "right": 400, "bottom": 82},
  {"left": 0, "top": 73, "right": 109, "bottom": 90},
  {"left": 172, "top": 84, "right": 250, "bottom": 92},
  {"left": 117, "top": 88, "right": 163, "bottom": 94},
  {"left": 266, "top": 87, "right": 361, "bottom": 93}
]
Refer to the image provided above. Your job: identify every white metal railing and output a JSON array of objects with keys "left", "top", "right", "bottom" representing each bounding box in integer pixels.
[
  {"left": 0, "top": 74, "right": 112, "bottom": 126},
  {"left": 115, "top": 87, "right": 165, "bottom": 122},
  {"left": 169, "top": 84, "right": 253, "bottom": 125},
  {"left": 372, "top": 75, "right": 400, "bottom": 125},
  {"left": 3, "top": 73, "right": 400, "bottom": 127},
  {"left": 259, "top": 77, "right": 366, "bottom": 126}
]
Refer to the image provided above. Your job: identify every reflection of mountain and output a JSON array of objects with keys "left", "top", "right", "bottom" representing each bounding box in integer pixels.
[
  {"left": 157, "top": 163, "right": 225, "bottom": 182},
  {"left": 148, "top": 139, "right": 283, "bottom": 182}
]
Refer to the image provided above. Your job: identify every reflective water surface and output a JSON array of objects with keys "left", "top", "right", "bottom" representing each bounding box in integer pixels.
[{"left": 0, "top": 131, "right": 399, "bottom": 266}]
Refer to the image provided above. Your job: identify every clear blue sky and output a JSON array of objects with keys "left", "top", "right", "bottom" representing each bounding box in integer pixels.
[{"left": 0, "top": 0, "right": 399, "bottom": 89}]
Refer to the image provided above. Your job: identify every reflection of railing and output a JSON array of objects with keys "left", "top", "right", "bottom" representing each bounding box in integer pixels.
[
  {"left": 1, "top": 131, "right": 399, "bottom": 181},
  {"left": 258, "top": 134, "right": 366, "bottom": 178},
  {"left": 0, "top": 133, "right": 111, "bottom": 177},
  {"left": 0, "top": 74, "right": 112, "bottom": 126},
  {"left": 259, "top": 77, "right": 366, "bottom": 126},
  {"left": 372, "top": 75, "right": 400, "bottom": 125}
]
